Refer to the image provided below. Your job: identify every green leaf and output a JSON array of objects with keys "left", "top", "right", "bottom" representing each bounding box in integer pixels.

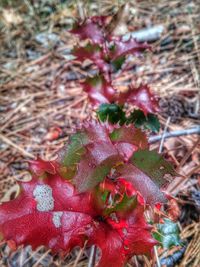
[
  {"left": 61, "top": 132, "right": 88, "bottom": 167},
  {"left": 104, "top": 194, "right": 137, "bottom": 217},
  {"left": 154, "top": 219, "right": 182, "bottom": 248},
  {"left": 111, "top": 56, "right": 126, "bottom": 72},
  {"left": 128, "top": 109, "right": 160, "bottom": 133},
  {"left": 97, "top": 103, "right": 126, "bottom": 125},
  {"left": 146, "top": 113, "right": 160, "bottom": 132},
  {"left": 58, "top": 132, "right": 88, "bottom": 178},
  {"left": 131, "top": 149, "right": 176, "bottom": 187}
]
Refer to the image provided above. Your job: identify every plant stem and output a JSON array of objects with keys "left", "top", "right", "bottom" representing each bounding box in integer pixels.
[{"left": 149, "top": 126, "right": 200, "bottom": 144}]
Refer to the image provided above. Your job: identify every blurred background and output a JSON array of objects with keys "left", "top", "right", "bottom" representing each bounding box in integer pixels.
[{"left": 0, "top": 1, "right": 200, "bottom": 266}]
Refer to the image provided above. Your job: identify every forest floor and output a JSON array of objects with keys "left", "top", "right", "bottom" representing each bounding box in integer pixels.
[{"left": 0, "top": 0, "right": 200, "bottom": 266}]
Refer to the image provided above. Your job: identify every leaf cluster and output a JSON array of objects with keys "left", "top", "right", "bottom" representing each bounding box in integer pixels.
[
  {"left": 97, "top": 103, "right": 160, "bottom": 132},
  {"left": 154, "top": 219, "right": 182, "bottom": 249}
]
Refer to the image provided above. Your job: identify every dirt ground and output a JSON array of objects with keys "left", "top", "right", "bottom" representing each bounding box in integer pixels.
[{"left": 0, "top": 1, "right": 200, "bottom": 266}]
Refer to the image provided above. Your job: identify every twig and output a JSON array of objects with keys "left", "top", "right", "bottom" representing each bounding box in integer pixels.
[
  {"left": 32, "top": 249, "right": 51, "bottom": 267},
  {"left": 159, "top": 117, "right": 171, "bottom": 153},
  {"left": 149, "top": 126, "right": 200, "bottom": 143},
  {"left": 0, "top": 133, "right": 35, "bottom": 159},
  {"left": 88, "top": 245, "right": 97, "bottom": 267},
  {"left": 73, "top": 241, "right": 88, "bottom": 267},
  {"left": 154, "top": 246, "right": 161, "bottom": 267},
  {"left": 0, "top": 97, "right": 33, "bottom": 131},
  {"left": 177, "top": 136, "right": 200, "bottom": 171}
]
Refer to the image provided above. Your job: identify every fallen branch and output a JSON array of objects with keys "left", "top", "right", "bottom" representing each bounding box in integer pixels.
[
  {"left": 123, "top": 25, "right": 165, "bottom": 42},
  {"left": 149, "top": 126, "right": 200, "bottom": 143}
]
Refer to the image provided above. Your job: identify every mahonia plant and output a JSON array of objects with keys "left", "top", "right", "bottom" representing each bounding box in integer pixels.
[
  {"left": 0, "top": 15, "right": 177, "bottom": 267},
  {"left": 71, "top": 16, "right": 160, "bottom": 132}
]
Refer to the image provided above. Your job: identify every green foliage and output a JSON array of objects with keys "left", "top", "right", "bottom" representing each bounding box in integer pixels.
[
  {"left": 104, "top": 194, "right": 137, "bottom": 217},
  {"left": 61, "top": 132, "right": 87, "bottom": 167},
  {"left": 127, "top": 109, "right": 160, "bottom": 132},
  {"left": 111, "top": 56, "right": 126, "bottom": 72},
  {"left": 60, "top": 132, "right": 88, "bottom": 178},
  {"left": 97, "top": 103, "right": 126, "bottom": 125},
  {"left": 98, "top": 104, "right": 160, "bottom": 133},
  {"left": 154, "top": 219, "right": 182, "bottom": 248}
]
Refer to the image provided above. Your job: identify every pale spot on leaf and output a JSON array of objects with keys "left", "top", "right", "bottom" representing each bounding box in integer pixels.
[
  {"left": 52, "top": 212, "right": 63, "bottom": 228},
  {"left": 33, "top": 185, "right": 54, "bottom": 212}
]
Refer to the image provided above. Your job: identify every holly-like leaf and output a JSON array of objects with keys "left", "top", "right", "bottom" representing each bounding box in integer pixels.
[
  {"left": 119, "top": 85, "right": 159, "bottom": 116},
  {"left": 0, "top": 164, "right": 96, "bottom": 253},
  {"left": 0, "top": 160, "right": 156, "bottom": 267},
  {"left": 70, "top": 19, "right": 105, "bottom": 44},
  {"left": 82, "top": 120, "right": 111, "bottom": 143},
  {"left": 58, "top": 122, "right": 111, "bottom": 178},
  {"left": 74, "top": 142, "right": 122, "bottom": 192},
  {"left": 131, "top": 149, "right": 176, "bottom": 187},
  {"left": 116, "top": 164, "right": 166, "bottom": 206},
  {"left": 97, "top": 103, "right": 126, "bottom": 125},
  {"left": 110, "top": 125, "right": 148, "bottom": 150},
  {"left": 90, "top": 206, "right": 156, "bottom": 267},
  {"left": 82, "top": 75, "right": 116, "bottom": 105},
  {"left": 128, "top": 109, "right": 160, "bottom": 132},
  {"left": 73, "top": 43, "right": 110, "bottom": 73},
  {"left": 154, "top": 219, "right": 182, "bottom": 249},
  {"left": 58, "top": 121, "right": 123, "bottom": 192},
  {"left": 110, "top": 37, "right": 151, "bottom": 60},
  {"left": 110, "top": 125, "right": 148, "bottom": 161}
]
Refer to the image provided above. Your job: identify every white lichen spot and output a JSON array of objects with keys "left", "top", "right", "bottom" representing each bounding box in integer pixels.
[
  {"left": 52, "top": 212, "right": 63, "bottom": 228},
  {"left": 33, "top": 184, "right": 54, "bottom": 211}
]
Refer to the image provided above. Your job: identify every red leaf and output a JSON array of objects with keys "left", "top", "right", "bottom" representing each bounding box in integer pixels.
[
  {"left": 73, "top": 43, "right": 110, "bottom": 73},
  {"left": 110, "top": 125, "right": 148, "bottom": 160},
  {"left": 0, "top": 160, "right": 156, "bottom": 267},
  {"left": 82, "top": 75, "right": 116, "bottom": 105},
  {"left": 70, "top": 19, "right": 105, "bottom": 44},
  {"left": 82, "top": 120, "right": 112, "bottom": 143},
  {"left": 74, "top": 141, "right": 122, "bottom": 192},
  {"left": 119, "top": 85, "right": 159, "bottom": 115},
  {"left": 29, "top": 158, "right": 56, "bottom": 176},
  {"left": 0, "top": 169, "right": 96, "bottom": 252},
  {"left": 89, "top": 206, "right": 156, "bottom": 267},
  {"left": 110, "top": 37, "right": 151, "bottom": 60}
]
